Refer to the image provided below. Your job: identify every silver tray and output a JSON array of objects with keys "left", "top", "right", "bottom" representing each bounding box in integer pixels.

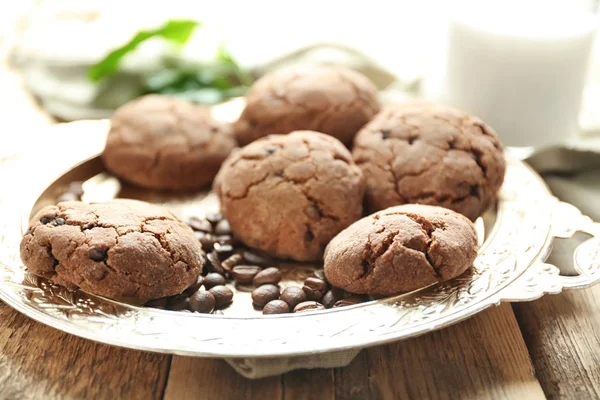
[{"left": 1, "top": 120, "right": 599, "bottom": 361}]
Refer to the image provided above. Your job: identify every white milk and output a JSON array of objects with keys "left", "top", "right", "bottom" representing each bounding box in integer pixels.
[{"left": 444, "top": 3, "right": 597, "bottom": 147}]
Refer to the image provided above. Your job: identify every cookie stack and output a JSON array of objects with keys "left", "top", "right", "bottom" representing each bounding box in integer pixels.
[{"left": 20, "top": 64, "right": 506, "bottom": 309}]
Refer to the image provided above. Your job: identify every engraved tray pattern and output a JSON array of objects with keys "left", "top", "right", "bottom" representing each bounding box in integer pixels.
[{"left": 0, "top": 121, "right": 599, "bottom": 358}]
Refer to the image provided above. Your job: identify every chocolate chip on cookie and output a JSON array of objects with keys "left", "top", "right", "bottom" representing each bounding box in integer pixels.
[
  {"left": 352, "top": 104, "right": 506, "bottom": 221},
  {"left": 19, "top": 199, "right": 204, "bottom": 303},
  {"left": 103, "top": 94, "right": 237, "bottom": 191},
  {"left": 233, "top": 65, "right": 381, "bottom": 146},
  {"left": 214, "top": 130, "right": 365, "bottom": 261},
  {"left": 324, "top": 204, "right": 479, "bottom": 296}
]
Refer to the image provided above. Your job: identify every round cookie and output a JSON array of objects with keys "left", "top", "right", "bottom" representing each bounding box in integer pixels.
[
  {"left": 20, "top": 199, "right": 204, "bottom": 303},
  {"left": 352, "top": 104, "right": 506, "bottom": 220},
  {"left": 324, "top": 204, "right": 479, "bottom": 296},
  {"left": 234, "top": 65, "right": 381, "bottom": 146},
  {"left": 214, "top": 130, "right": 365, "bottom": 261},
  {"left": 103, "top": 94, "right": 236, "bottom": 190}
]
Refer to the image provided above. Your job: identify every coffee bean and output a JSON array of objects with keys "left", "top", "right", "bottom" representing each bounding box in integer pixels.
[
  {"left": 294, "top": 301, "right": 326, "bottom": 313},
  {"left": 201, "top": 255, "right": 211, "bottom": 274},
  {"left": 168, "top": 295, "right": 190, "bottom": 311},
  {"left": 187, "top": 216, "right": 213, "bottom": 233},
  {"left": 190, "top": 291, "right": 215, "bottom": 313},
  {"left": 263, "top": 299, "right": 289, "bottom": 315},
  {"left": 313, "top": 269, "right": 327, "bottom": 281},
  {"left": 253, "top": 267, "right": 282, "bottom": 286},
  {"left": 231, "top": 265, "right": 261, "bottom": 284},
  {"left": 57, "top": 192, "right": 79, "bottom": 203},
  {"left": 215, "top": 243, "right": 234, "bottom": 258},
  {"left": 280, "top": 286, "right": 307, "bottom": 310},
  {"left": 40, "top": 217, "right": 52, "bottom": 224},
  {"left": 145, "top": 297, "right": 169, "bottom": 308},
  {"left": 331, "top": 287, "right": 348, "bottom": 299},
  {"left": 221, "top": 254, "right": 242, "bottom": 272},
  {"left": 207, "top": 251, "right": 226, "bottom": 275},
  {"left": 333, "top": 295, "right": 364, "bottom": 308},
  {"left": 302, "top": 277, "right": 327, "bottom": 301},
  {"left": 67, "top": 181, "right": 84, "bottom": 197},
  {"left": 322, "top": 290, "right": 339, "bottom": 308},
  {"left": 216, "top": 235, "right": 234, "bottom": 246},
  {"left": 214, "top": 219, "right": 232, "bottom": 235},
  {"left": 88, "top": 248, "right": 107, "bottom": 262},
  {"left": 251, "top": 284, "right": 280, "bottom": 307},
  {"left": 206, "top": 212, "right": 224, "bottom": 225},
  {"left": 183, "top": 275, "right": 204, "bottom": 296},
  {"left": 199, "top": 233, "right": 216, "bottom": 251},
  {"left": 54, "top": 217, "right": 66, "bottom": 226},
  {"left": 241, "top": 249, "right": 273, "bottom": 266},
  {"left": 209, "top": 285, "right": 234, "bottom": 307},
  {"left": 194, "top": 231, "right": 205, "bottom": 240},
  {"left": 204, "top": 273, "right": 226, "bottom": 289}
]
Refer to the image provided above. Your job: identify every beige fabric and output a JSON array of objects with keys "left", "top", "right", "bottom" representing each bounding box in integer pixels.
[{"left": 225, "top": 349, "right": 361, "bottom": 379}]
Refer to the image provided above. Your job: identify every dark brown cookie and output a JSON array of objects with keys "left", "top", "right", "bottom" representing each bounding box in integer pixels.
[
  {"left": 103, "top": 94, "right": 236, "bottom": 190},
  {"left": 214, "top": 130, "right": 365, "bottom": 261},
  {"left": 234, "top": 65, "right": 381, "bottom": 146},
  {"left": 352, "top": 104, "right": 506, "bottom": 220},
  {"left": 324, "top": 204, "right": 478, "bottom": 296},
  {"left": 20, "top": 199, "right": 204, "bottom": 304}
]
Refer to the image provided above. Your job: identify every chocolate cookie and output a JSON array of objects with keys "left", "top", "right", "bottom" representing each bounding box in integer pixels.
[
  {"left": 234, "top": 65, "right": 381, "bottom": 146},
  {"left": 20, "top": 199, "right": 204, "bottom": 303},
  {"left": 214, "top": 131, "right": 365, "bottom": 261},
  {"left": 352, "top": 104, "right": 506, "bottom": 220},
  {"left": 103, "top": 94, "right": 236, "bottom": 190},
  {"left": 324, "top": 204, "right": 478, "bottom": 296}
]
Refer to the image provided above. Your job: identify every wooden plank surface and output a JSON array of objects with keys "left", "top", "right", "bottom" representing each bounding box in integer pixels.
[
  {"left": 0, "top": 302, "right": 171, "bottom": 400},
  {"left": 282, "top": 368, "right": 335, "bottom": 400},
  {"left": 335, "top": 303, "right": 545, "bottom": 400},
  {"left": 163, "top": 357, "right": 282, "bottom": 399},
  {"left": 162, "top": 304, "right": 545, "bottom": 400},
  {"left": 513, "top": 286, "right": 600, "bottom": 400}
]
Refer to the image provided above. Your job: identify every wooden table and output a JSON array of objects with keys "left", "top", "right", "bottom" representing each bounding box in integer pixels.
[
  {"left": 1, "top": 26, "right": 600, "bottom": 400},
  {"left": 2, "top": 289, "right": 599, "bottom": 399}
]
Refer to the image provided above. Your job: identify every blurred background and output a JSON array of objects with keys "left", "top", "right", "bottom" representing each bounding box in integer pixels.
[{"left": 2, "top": 0, "right": 600, "bottom": 150}]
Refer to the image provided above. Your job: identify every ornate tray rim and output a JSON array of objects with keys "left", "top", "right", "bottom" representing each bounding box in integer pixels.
[{"left": 0, "top": 120, "right": 599, "bottom": 358}]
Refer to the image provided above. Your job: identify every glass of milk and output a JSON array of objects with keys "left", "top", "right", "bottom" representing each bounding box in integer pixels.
[{"left": 443, "top": 0, "right": 598, "bottom": 147}]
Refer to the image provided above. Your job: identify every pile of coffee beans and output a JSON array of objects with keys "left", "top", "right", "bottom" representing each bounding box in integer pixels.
[
  {"left": 143, "top": 212, "right": 369, "bottom": 315},
  {"left": 257, "top": 273, "right": 367, "bottom": 315}
]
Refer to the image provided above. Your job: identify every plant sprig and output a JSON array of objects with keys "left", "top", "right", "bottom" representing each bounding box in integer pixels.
[{"left": 88, "top": 19, "right": 200, "bottom": 82}]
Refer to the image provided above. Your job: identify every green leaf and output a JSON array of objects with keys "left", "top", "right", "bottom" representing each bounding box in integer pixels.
[
  {"left": 158, "top": 20, "right": 199, "bottom": 44},
  {"left": 217, "top": 43, "right": 253, "bottom": 86},
  {"left": 88, "top": 19, "right": 200, "bottom": 82}
]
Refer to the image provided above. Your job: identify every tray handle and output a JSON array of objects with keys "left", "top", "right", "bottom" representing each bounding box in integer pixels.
[{"left": 496, "top": 200, "right": 600, "bottom": 303}]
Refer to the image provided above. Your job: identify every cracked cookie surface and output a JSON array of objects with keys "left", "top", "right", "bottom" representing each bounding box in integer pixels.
[
  {"left": 352, "top": 104, "right": 506, "bottom": 220},
  {"left": 103, "top": 94, "right": 236, "bottom": 191},
  {"left": 324, "top": 204, "right": 478, "bottom": 296},
  {"left": 214, "top": 130, "right": 365, "bottom": 261},
  {"left": 20, "top": 199, "right": 204, "bottom": 303},
  {"left": 234, "top": 65, "right": 381, "bottom": 146}
]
